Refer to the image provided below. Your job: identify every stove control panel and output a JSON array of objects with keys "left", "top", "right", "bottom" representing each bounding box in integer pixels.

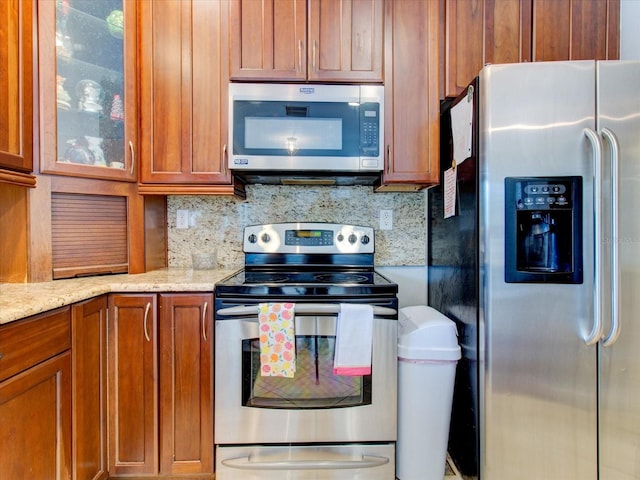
[{"left": 244, "top": 222, "right": 375, "bottom": 254}]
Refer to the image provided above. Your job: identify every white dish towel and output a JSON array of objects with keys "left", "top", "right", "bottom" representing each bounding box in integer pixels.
[{"left": 333, "top": 303, "right": 373, "bottom": 376}]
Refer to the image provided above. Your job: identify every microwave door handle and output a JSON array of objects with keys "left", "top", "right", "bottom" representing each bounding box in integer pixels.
[
  {"left": 216, "top": 304, "right": 397, "bottom": 316},
  {"left": 601, "top": 127, "right": 621, "bottom": 347},
  {"left": 221, "top": 454, "right": 389, "bottom": 471}
]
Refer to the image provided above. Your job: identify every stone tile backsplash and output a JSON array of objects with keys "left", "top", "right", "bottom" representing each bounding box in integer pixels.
[{"left": 167, "top": 185, "right": 427, "bottom": 270}]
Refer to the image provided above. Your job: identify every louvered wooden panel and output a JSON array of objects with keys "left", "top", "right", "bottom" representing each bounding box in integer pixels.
[{"left": 52, "top": 193, "right": 128, "bottom": 279}]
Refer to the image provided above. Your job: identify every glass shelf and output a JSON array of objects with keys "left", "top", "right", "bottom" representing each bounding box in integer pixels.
[{"left": 54, "top": 0, "right": 127, "bottom": 170}]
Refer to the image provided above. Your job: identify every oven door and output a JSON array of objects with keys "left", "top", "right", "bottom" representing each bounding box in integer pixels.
[{"left": 215, "top": 307, "right": 397, "bottom": 444}]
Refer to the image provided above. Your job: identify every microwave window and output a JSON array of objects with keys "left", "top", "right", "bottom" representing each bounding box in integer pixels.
[{"left": 245, "top": 117, "right": 342, "bottom": 151}]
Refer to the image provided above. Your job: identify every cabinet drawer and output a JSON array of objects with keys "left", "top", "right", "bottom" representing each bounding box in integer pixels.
[{"left": 0, "top": 307, "right": 71, "bottom": 382}]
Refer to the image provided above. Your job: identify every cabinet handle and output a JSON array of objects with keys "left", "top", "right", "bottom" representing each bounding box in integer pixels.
[
  {"left": 386, "top": 145, "right": 391, "bottom": 173},
  {"left": 202, "top": 301, "right": 208, "bottom": 341},
  {"left": 298, "top": 40, "right": 303, "bottom": 73},
  {"left": 0, "top": 352, "right": 3, "bottom": 360},
  {"left": 143, "top": 301, "right": 151, "bottom": 342},
  {"left": 129, "top": 140, "right": 135, "bottom": 176},
  {"left": 312, "top": 40, "right": 318, "bottom": 72},
  {"left": 222, "top": 143, "right": 227, "bottom": 175}
]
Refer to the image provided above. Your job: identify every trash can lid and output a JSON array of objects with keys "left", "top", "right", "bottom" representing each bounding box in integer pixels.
[{"left": 398, "top": 306, "right": 462, "bottom": 361}]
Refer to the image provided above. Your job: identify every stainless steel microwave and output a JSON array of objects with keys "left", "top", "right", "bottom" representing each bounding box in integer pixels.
[{"left": 228, "top": 83, "right": 384, "bottom": 185}]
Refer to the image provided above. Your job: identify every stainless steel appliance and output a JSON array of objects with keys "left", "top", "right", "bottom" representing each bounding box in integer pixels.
[
  {"left": 214, "top": 222, "right": 398, "bottom": 479},
  {"left": 428, "top": 60, "right": 640, "bottom": 479},
  {"left": 228, "top": 83, "right": 383, "bottom": 185}
]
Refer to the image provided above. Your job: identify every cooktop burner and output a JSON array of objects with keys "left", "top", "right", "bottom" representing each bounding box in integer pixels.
[
  {"left": 313, "top": 273, "right": 370, "bottom": 284},
  {"left": 243, "top": 273, "right": 291, "bottom": 284}
]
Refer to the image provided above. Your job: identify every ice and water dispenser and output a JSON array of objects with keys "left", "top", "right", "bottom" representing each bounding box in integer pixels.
[{"left": 505, "top": 177, "right": 583, "bottom": 284}]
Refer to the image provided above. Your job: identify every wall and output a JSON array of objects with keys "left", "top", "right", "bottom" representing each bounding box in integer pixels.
[
  {"left": 168, "top": 185, "right": 427, "bottom": 270},
  {"left": 621, "top": 0, "right": 640, "bottom": 60}
]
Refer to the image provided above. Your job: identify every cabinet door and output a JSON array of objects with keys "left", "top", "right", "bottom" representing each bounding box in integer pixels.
[
  {"left": 532, "top": 0, "right": 620, "bottom": 61},
  {"left": 107, "top": 294, "right": 158, "bottom": 476},
  {"left": 230, "top": 0, "right": 307, "bottom": 81},
  {"left": 72, "top": 296, "right": 108, "bottom": 480},
  {"left": 38, "top": 0, "right": 138, "bottom": 181},
  {"left": 0, "top": 353, "right": 72, "bottom": 480},
  {"left": 379, "top": 0, "right": 440, "bottom": 190},
  {"left": 139, "top": 0, "right": 232, "bottom": 187},
  {"left": 159, "top": 293, "right": 214, "bottom": 475},
  {"left": 0, "top": 0, "right": 33, "bottom": 173},
  {"left": 308, "top": 0, "right": 383, "bottom": 82},
  {"left": 444, "top": 0, "right": 532, "bottom": 98}
]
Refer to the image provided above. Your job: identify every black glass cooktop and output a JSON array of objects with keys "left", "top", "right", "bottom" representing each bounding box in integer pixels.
[{"left": 215, "top": 268, "right": 398, "bottom": 298}]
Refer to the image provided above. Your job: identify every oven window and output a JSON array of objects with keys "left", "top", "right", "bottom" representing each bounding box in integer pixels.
[{"left": 242, "top": 335, "right": 372, "bottom": 409}]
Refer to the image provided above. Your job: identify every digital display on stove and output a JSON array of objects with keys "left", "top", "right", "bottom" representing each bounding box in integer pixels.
[{"left": 285, "top": 229, "right": 334, "bottom": 246}]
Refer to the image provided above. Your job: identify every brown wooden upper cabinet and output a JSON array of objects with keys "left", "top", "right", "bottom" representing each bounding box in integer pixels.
[
  {"left": 37, "top": 0, "right": 138, "bottom": 181},
  {"left": 230, "top": 0, "right": 384, "bottom": 82},
  {"left": 377, "top": 0, "right": 441, "bottom": 190},
  {"left": 444, "top": 0, "right": 620, "bottom": 98},
  {"left": 0, "top": 0, "right": 34, "bottom": 175},
  {"left": 138, "top": 0, "right": 237, "bottom": 193}
]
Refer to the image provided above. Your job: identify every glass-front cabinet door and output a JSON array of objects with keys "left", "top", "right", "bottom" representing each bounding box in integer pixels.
[{"left": 38, "top": 0, "right": 137, "bottom": 181}]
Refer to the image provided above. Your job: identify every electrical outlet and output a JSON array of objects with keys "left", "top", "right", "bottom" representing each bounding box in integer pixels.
[
  {"left": 176, "top": 209, "right": 189, "bottom": 229},
  {"left": 380, "top": 209, "right": 393, "bottom": 230}
]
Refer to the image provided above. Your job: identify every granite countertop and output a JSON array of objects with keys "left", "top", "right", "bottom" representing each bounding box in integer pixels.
[{"left": 0, "top": 268, "right": 238, "bottom": 325}]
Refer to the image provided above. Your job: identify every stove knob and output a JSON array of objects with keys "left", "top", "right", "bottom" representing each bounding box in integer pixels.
[
  {"left": 361, "top": 235, "right": 370, "bottom": 245},
  {"left": 348, "top": 233, "right": 357, "bottom": 244},
  {"left": 337, "top": 233, "right": 344, "bottom": 242},
  {"left": 261, "top": 233, "right": 271, "bottom": 243},
  {"left": 248, "top": 234, "right": 257, "bottom": 244}
]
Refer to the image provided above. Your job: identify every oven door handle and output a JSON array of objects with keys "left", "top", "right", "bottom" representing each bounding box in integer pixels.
[
  {"left": 216, "top": 304, "right": 397, "bottom": 316},
  {"left": 221, "top": 454, "right": 389, "bottom": 470}
]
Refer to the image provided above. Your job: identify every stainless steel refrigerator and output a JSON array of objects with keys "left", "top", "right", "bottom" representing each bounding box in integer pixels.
[{"left": 427, "top": 60, "right": 640, "bottom": 480}]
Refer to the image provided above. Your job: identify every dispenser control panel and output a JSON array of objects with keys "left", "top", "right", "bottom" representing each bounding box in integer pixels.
[{"left": 514, "top": 181, "right": 572, "bottom": 210}]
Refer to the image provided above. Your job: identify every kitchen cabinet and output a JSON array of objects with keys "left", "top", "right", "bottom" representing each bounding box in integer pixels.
[
  {"left": 0, "top": 0, "right": 35, "bottom": 181},
  {"left": 38, "top": 0, "right": 138, "bottom": 181},
  {"left": 377, "top": 0, "right": 440, "bottom": 190},
  {"left": 532, "top": 0, "right": 619, "bottom": 61},
  {"left": 0, "top": 307, "right": 72, "bottom": 480},
  {"left": 444, "top": 0, "right": 620, "bottom": 98},
  {"left": 72, "top": 296, "right": 108, "bottom": 480},
  {"left": 230, "top": 0, "right": 383, "bottom": 82},
  {"left": 108, "top": 292, "right": 214, "bottom": 476},
  {"left": 159, "top": 293, "right": 214, "bottom": 475},
  {"left": 138, "top": 0, "right": 241, "bottom": 195},
  {"left": 107, "top": 293, "right": 158, "bottom": 476},
  {"left": 444, "top": 0, "right": 532, "bottom": 98}
]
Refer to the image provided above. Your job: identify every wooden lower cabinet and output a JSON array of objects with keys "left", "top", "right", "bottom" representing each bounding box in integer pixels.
[
  {"left": 72, "top": 296, "right": 108, "bottom": 480},
  {"left": 0, "top": 308, "right": 72, "bottom": 480},
  {"left": 107, "top": 293, "right": 214, "bottom": 477},
  {"left": 108, "top": 294, "right": 158, "bottom": 476},
  {"left": 159, "top": 294, "right": 214, "bottom": 475}
]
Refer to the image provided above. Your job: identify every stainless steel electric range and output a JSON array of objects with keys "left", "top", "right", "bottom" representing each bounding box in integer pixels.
[{"left": 214, "top": 222, "right": 398, "bottom": 480}]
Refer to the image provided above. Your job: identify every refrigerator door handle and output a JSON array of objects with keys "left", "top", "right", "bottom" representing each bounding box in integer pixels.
[
  {"left": 584, "top": 128, "right": 604, "bottom": 346},
  {"left": 601, "top": 127, "right": 621, "bottom": 347}
]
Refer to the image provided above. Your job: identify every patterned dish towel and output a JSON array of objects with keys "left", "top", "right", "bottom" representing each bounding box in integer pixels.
[{"left": 258, "top": 302, "right": 296, "bottom": 377}]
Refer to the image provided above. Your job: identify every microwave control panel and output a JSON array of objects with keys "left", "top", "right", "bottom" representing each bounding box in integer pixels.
[{"left": 360, "top": 103, "right": 380, "bottom": 156}]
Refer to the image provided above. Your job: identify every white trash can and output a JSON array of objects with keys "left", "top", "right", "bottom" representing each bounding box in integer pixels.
[{"left": 396, "top": 306, "right": 462, "bottom": 480}]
